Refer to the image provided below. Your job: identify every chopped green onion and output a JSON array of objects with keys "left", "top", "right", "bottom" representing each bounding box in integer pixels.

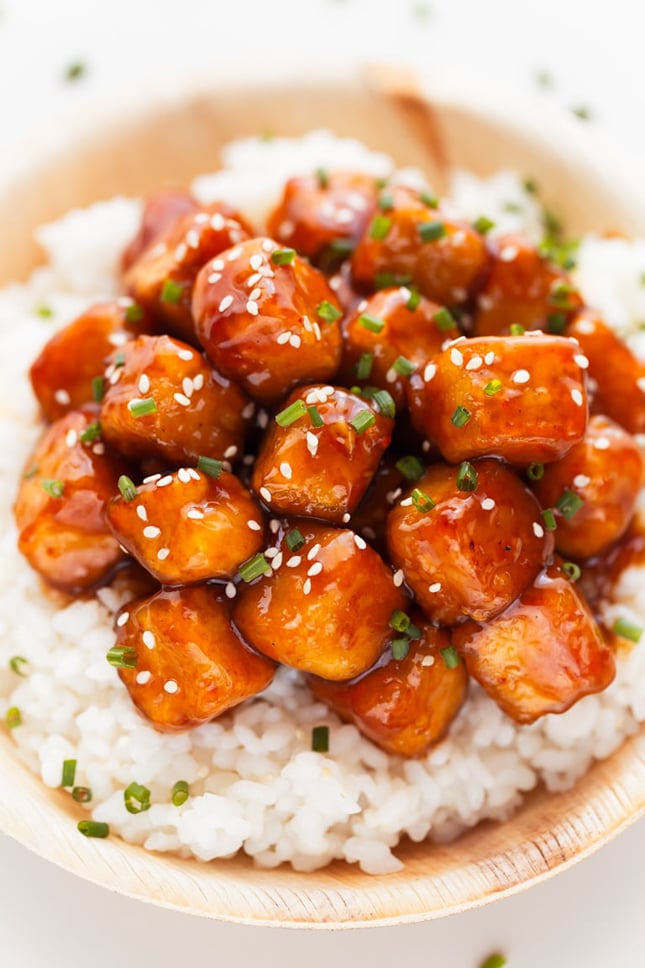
[
  {"left": 285, "top": 528, "right": 305, "bottom": 552},
  {"left": 479, "top": 955, "right": 507, "bottom": 968},
  {"left": 374, "top": 176, "right": 388, "bottom": 190},
  {"left": 556, "top": 488, "right": 585, "bottom": 519},
  {"left": 275, "top": 399, "right": 307, "bottom": 427},
  {"left": 562, "top": 561, "right": 581, "bottom": 582},
  {"left": 406, "top": 288, "right": 421, "bottom": 311},
  {"left": 503, "top": 201, "right": 522, "bottom": 214},
  {"left": 450, "top": 405, "right": 472, "bottom": 428},
  {"left": 113, "top": 350, "right": 126, "bottom": 368},
  {"left": 6, "top": 706, "right": 21, "bottom": 729},
  {"left": 374, "top": 271, "right": 412, "bottom": 290},
  {"left": 433, "top": 307, "right": 456, "bottom": 331},
  {"left": 80, "top": 420, "right": 101, "bottom": 443},
  {"left": 484, "top": 379, "right": 503, "bottom": 396},
  {"left": 128, "top": 397, "right": 157, "bottom": 418},
  {"left": 316, "top": 167, "right": 329, "bottom": 189},
  {"left": 311, "top": 725, "right": 329, "bottom": 753},
  {"left": 161, "top": 279, "right": 184, "bottom": 304},
  {"left": 527, "top": 463, "right": 545, "bottom": 481},
  {"left": 378, "top": 192, "right": 394, "bottom": 211},
  {"left": 612, "top": 617, "right": 643, "bottom": 643},
  {"left": 523, "top": 177, "right": 539, "bottom": 195},
  {"left": 473, "top": 215, "right": 495, "bottom": 234},
  {"left": 92, "top": 376, "right": 105, "bottom": 403},
  {"left": 172, "top": 780, "right": 190, "bottom": 807},
  {"left": 197, "top": 456, "right": 224, "bottom": 478},
  {"left": 106, "top": 647, "right": 137, "bottom": 669},
  {"left": 125, "top": 301, "right": 144, "bottom": 323},
  {"left": 239, "top": 553, "right": 271, "bottom": 583},
  {"left": 392, "top": 355, "right": 416, "bottom": 377},
  {"left": 456, "top": 461, "right": 478, "bottom": 492},
  {"left": 349, "top": 409, "right": 376, "bottom": 435},
  {"left": 359, "top": 313, "right": 385, "bottom": 334},
  {"left": 418, "top": 220, "right": 446, "bottom": 243},
  {"left": 440, "top": 646, "right": 461, "bottom": 669},
  {"left": 395, "top": 456, "right": 424, "bottom": 481},
  {"left": 390, "top": 609, "right": 411, "bottom": 633},
  {"left": 420, "top": 190, "right": 439, "bottom": 209},
  {"left": 124, "top": 781, "right": 152, "bottom": 814},
  {"left": 61, "top": 759, "right": 77, "bottom": 787},
  {"left": 406, "top": 623, "right": 422, "bottom": 640},
  {"left": 41, "top": 478, "right": 65, "bottom": 499},
  {"left": 117, "top": 474, "right": 137, "bottom": 502},
  {"left": 327, "top": 238, "right": 355, "bottom": 257},
  {"left": 78, "top": 821, "right": 109, "bottom": 839},
  {"left": 549, "top": 281, "right": 578, "bottom": 309},
  {"left": 271, "top": 248, "right": 296, "bottom": 266},
  {"left": 355, "top": 352, "right": 374, "bottom": 380},
  {"left": 411, "top": 488, "right": 435, "bottom": 513},
  {"left": 509, "top": 323, "right": 525, "bottom": 336},
  {"left": 307, "top": 405, "right": 324, "bottom": 428},
  {"left": 72, "top": 786, "right": 92, "bottom": 803},
  {"left": 391, "top": 638, "right": 411, "bottom": 660},
  {"left": 317, "top": 300, "right": 342, "bottom": 323},
  {"left": 369, "top": 214, "right": 392, "bottom": 241},
  {"left": 571, "top": 105, "right": 592, "bottom": 121},
  {"left": 9, "top": 656, "right": 28, "bottom": 677},
  {"left": 541, "top": 508, "right": 557, "bottom": 531},
  {"left": 547, "top": 312, "right": 568, "bottom": 334},
  {"left": 371, "top": 389, "right": 395, "bottom": 419},
  {"left": 36, "top": 304, "right": 53, "bottom": 318}
]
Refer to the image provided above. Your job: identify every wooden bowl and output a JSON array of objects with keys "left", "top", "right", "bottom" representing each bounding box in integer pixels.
[{"left": 0, "top": 64, "right": 644, "bottom": 927}]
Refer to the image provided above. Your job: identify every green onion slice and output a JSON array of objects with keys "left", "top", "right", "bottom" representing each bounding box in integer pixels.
[
  {"left": 406, "top": 288, "right": 421, "bottom": 311},
  {"left": 355, "top": 352, "right": 374, "bottom": 380},
  {"left": 72, "top": 786, "right": 92, "bottom": 803},
  {"left": 78, "top": 821, "right": 109, "bottom": 838},
  {"left": 391, "top": 638, "right": 411, "bottom": 660},
  {"left": 374, "top": 271, "right": 412, "bottom": 290},
  {"left": 128, "top": 397, "right": 157, "bottom": 418},
  {"left": 371, "top": 389, "right": 396, "bottom": 419},
  {"left": 612, "top": 617, "right": 643, "bottom": 643},
  {"left": 484, "top": 379, "right": 503, "bottom": 396},
  {"left": 440, "top": 646, "right": 461, "bottom": 669},
  {"left": 562, "top": 561, "right": 581, "bottom": 582},
  {"left": 92, "top": 376, "right": 105, "bottom": 403},
  {"left": 311, "top": 725, "right": 329, "bottom": 753},
  {"left": 35, "top": 304, "right": 53, "bottom": 318},
  {"left": 392, "top": 355, "right": 416, "bottom": 377},
  {"left": 6, "top": 707, "right": 21, "bottom": 729},
  {"left": 450, "top": 405, "right": 472, "bottom": 428},
  {"left": 316, "top": 300, "right": 342, "bottom": 323},
  {"left": 118, "top": 475, "right": 138, "bottom": 502},
  {"left": 527, "top": 463, "right": 545, "bottom": 481},
  {"left": 80, "top": 421, "right": 101, "bottom": 443},
  {"left": 9, "top": 656, "right": 28, "bottom": 677},
  {"left": 275, "top": 399, "right": 307, "bottom": 427},
  {"left": 307, "top": 405, "right": 324, "bottom": 428},
  {"left": 547, "top": 312, "right": 567, "bottom": 334},
  {"left": 390, "top": 609, "right": 411, "bottom": 633},
  {"left": 541, "top": 508, "right": 557, "bottom": 531},
  {"left": 172, "top": 780, "right": 190, "bottom": 806},
  {"left": 41, "top": 479, "right": 65, "bottom": 499},
  {"left": 473, "top": 215, "right": 495, "bottom": 234},
  {"left": 396, "top": 456, "right": 424, "bottom": 481},
  {"left": 479, "top": 955, "right": 507, "bottom": 968},
  {"left": 239, "top": 553, "right": 271, "bottom": 583},
  {"left": 359, "top": 313, "right": 385, "bottom": 334},
  {"left": 285, "top": 528, "right": 305, "bottom": 553},
  {"left": 420, "top": 190, "right": 439, "bottom": 209},
  {"left": 509, "top": 323, "right": 525, "bottom": 336},
  {"left": 433, "top": 307, "right": 456, "bottom": 331},
  {"left": 125, "top": 301, "right": 144, "bottom": 323},
  {"left": 106, "top": 647, "right": 137, "bottom": 669},
  {"left": 271, "top": 248, "right": 296, "bottom": 266},
  {"left": 161, "top": 279, "right": 184, "bottom": 304},
  {"left": 349, "top": 410, "right": 376, "bottom": 435},
  {"left": 456, "top": 461, "right": 478, "bottom": 492},
  {"left": 369, "top": 214, "right": 392, "bottom": 241},
  {"left": 411, "top": 488, "right": 435, "bottom": 513},
  {"left": 61, "top": 759, "right": 77, "bottom": 788},
  {"left": 315, "top": 167, "right": 329, "bottom": 189},
  {"left": 124, "top": 781, "right": 152, "bottom": 814},
  {"left": 378, "top": 192, "right": 394, "bottom": 211},
  {"left": 556, "top": 489, "right": 585, "bottom": 519},
  {"left": 197, "top": 456, "right": 224, "bottom": 478},
  {"left": 418, "top": 220, "right": 446, "bottom": 243}
]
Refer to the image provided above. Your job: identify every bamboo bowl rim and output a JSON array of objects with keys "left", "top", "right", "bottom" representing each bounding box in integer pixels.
[{"left": 0, "top": 62, "right": 644, "bottom": 928}]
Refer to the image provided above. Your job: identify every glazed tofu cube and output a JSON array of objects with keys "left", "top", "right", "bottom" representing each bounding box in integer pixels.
[
  {"left": 408, "top": 333, "right": 589, "bottom": 464},
  {"left": 251, "top": 385, "right": 393, "bottom": 522},
  {"left": 386, "top": 459, "right": 552, "bottom": 625},
  {"left": 100, "top": 334, "right": 250, "bottom": 465},
  {"left": 340, "top": 286, "right": 459, "bottom": 410},
  {"left": 14, "top": 410, "right": 128, "bottom": 593},
  {"left": 107, "top": 467, "right": 265, "bottom": 584},
  {"left": 233, "top": 522, "right": 408, "bottom": 680},
  {"left": 453, "top": 560, "right": 616, "bottom": 724},
  {"left": 29, "top": 300, "right": 154, "bottom": 423},
  {"left": 308, "top": 615, "right": 468, "bottom": 757},
  {"left": 115, "top": 586, "right": 275, "bottom": 731},
  {"left": 121, "top": 190, "right": 198, "bottom": 271},
  {"left": 472, "top": 234, "right": 582, "bottom": 336},
  {"left": 192, "top": 237, "right": 343, "bottom": 403},
  {"left": 531, "top": 415, "right": 645, "bottom": 559}
]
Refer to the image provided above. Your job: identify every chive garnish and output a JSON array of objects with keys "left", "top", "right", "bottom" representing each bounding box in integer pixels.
[
  {"left": 125, "top": 301, "right": 144, "bottom": 323},
  {"left": 355, "top": 352, "right": 374, "bottom": 380},
  {"left": 451, "top": 405, "right": 471, "bottom": 428},
  {"left": 9, "top": 656, "right": 28, "bottom": 677},
  {"left": 197, "top": 456, "right": 224, "bottom": 478},
  {"left": 128, "top": 397, "right": 157, "bottom": 418},
  {"left": 456, "top": 461, "right": 478, "bottom": 492},
  {"left": 307, "top": 405, "right": 324, "bottom": 428},
  {"left": 484, "top": 379, "right": 503, "bottom": 396},
  {"left": 172, "top": 780, "right": 190, "bottom": 806},
  {"left": 92, "top": 375, "right": 105, "bottom": 403},
  {"left": 118, "top": 475, "right": 138, "bottom": 502},
  {"left": 523, "top": 177, "right": 538, "bottom": 195},
  {"left": 480, "top": 955, "right": 507, "bottom": 968},
  {"left": 80, "top": 420, "right": 101, "bottom": 443},
  {"left": 285, "top": 528, "right": 305, "bottom": 552},
  {"left": 541, "top": 508, "right": 557, "bottom": 531},
  {"left": 418, "top": 220, "right": 446, "bottom": 243},
  {"left": 41, "top": 479, "right": 65, "bottom": 499},
  {"left": 440, "top": 646, "right": 461, "bottom": 669},
  {"left": 5, "top": 707, "right": 21, "bottom": 729},
  {"left": 390, "top": 609, "right": 411, "bottom": 633},
  {"left": 473, "top": 215, "right": 495, "bottom": 234},
  {"left": 378, "top": 192, "right": 394, "bottom": 211},
  {"left": 411, "top": 488, "right": 435, "bottom": 513},
  {"left": 78, "top": 821, "right": 109, "bottom": 839},
  {"left": 612, "top": 617, "right": 643, "bottom": 643},
  {"left": 509, "top": 324, "right": 525, "bottom": 336},
  {"left": 316, "top": 300, "right": 342, "bottom": 323},
  {"left": 391, "top": 638, "right": 411, "bottom": 660},
  {"left": 61, "top": 759, "right": 77, "bottom": 788},
  {"left": 420, "top": 190, "right": 439, "bottom": 209},
  {"left": 406, "top": 287, "right": 421, "bottom": 311},
  {"left": 433, "top": 307, "right": 456, "bottom": 331},
  {"left": 371, "top": 389, "right": 396, "bottom": 419},
  {"left": 239, "top": 553, "right": 271, "bottom": 583},
  {"left": 72, "top": 786, "right": 92, "bottom": 803},
  {"left": 275, "top": 399, "right": 307, "bottom": 427},
  {"left": 161, "top": 279, "right": 184, "bottom": 304},
  {"left": 359, "top": 313, "right": 385, "bottom": 334},
  {"left": 395, "top": 456, "right": 424, "bottom": 481},
  {"left": 349, "top": 410, "right": 376, "bottom": 435},
  {"left": 572, "top": 105, "right": 592, "bottom": 121},
  {"left": 562, "top": 561, "right": 581, "bottom": 582},
  {"left": 374, "top": 271, "right": 412, "bottom": 290},
  {"left": 35, "top": 304, "right": 53, "bottom": 318},
  {"left": 316, "top": 167, "right": 329, "bottom": 189},
  {"left": 527, "top": 463, "right": 544, "bottom": 481},
  {"left": 392, "top": 355, "right": 416, "bottom": 377},
  {"left": 65, "top": 62, "right": 86, "bottom": 82},
  {"left": 547, "top": 312, "right": 568, "bottom": 333},
  {"left": 549, "top": 281, "right": 578, "bottom": 308},
  {"left": 327, "top": 238, "right": 355, "bottom": 257},
  {"left": 311, "top": 725, "right": 329, "bottom": 753},
  {"left": 369, "top": 214, "right": 392, "bottom": 241},
  {"left": 106, "top": 647, "right": 137, "bottom": 669},
  {"left": 556, "top": 489, "right": 585, "bottom": 519},
  {"left": 271, "top": 248, "right": 296, "bottom": 266},
  {"left": 124, "top": 782, "right": 152, "bottom": 814}
]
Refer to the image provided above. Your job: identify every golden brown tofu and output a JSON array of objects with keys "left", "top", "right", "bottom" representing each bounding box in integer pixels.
[
  {"left": 386, "top": 459, "right": 552, "bottom": 625},
  {"left": 472, "top": 234, "right": 582, "bottom": 336},
  {"left": 531, "top": 414, "right": 645, "bottom": 559},
  {"left": 121, "top": 190, "right": 198, "bottom": 271},
  {"left": 29, "top": 300, "right": 154, "bottom": 423},
  {"left": 14, "top": 410, "right": 128, "bottom": 593},
  {"left": 251, "top": 385, "right": 393, "bottom": 523},
  {"left": 192, "top": 237, "right": 343, "bottom": 403},
  {"left": 453, "top": 560, "right": 616, "bottom": 724},
  {"left": 100, "top": 334, "right": 250, "bottom": 465},
  {"left": 115, "top": 586, "right": 275, "bottom": 731},
  {"left": 308, "top": 616, "right": 468, "bottom": 757},
  {"left": 107, "top": 467, "right": 265, "bottom": 585},
  {"left": 233, "top": 522, "right": 408, "bottom": 680},
  {"left": 408, "top": 334, "right": 589, "bottom": 465}
]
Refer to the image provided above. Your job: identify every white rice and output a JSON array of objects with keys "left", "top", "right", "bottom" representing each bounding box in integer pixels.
[{"left": 0, "top": 131, "right": 643, "bottom": 875}]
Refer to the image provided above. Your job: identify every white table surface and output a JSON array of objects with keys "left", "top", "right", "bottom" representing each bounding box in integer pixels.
[{"left": 1, "top": 1, "right": 644, "bottom": 964}]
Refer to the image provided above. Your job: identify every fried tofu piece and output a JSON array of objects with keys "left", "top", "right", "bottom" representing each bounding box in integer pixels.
[{"left": 121, "top": 190, "right": 198, "bottom": 271}]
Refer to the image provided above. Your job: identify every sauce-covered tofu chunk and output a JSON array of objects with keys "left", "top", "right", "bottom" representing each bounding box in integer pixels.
[
  {"left": 125, "top": 204, "right": 252, "bottom": 344},
  {"left": 567, "top": 310, "right": 645, "bottom": 435},
  {"left": 192, "top": 237, "right": 343, "bottom": 403},
  {"left": 107, "top": 467, "right": 264, "bottom": 584},
  {"left": 386, "top": 459, "right": 552, "bottom": 625},
  {"left": 408, "top": 334, "right": 588, "bottom": 465},
  {"left": 453, "top": 561, "right": 616, "bottom": 724},
  {"left": 266, "top": 171, "right": 377, "bottom": 262},
  {"left": 100, "top": 334, "right": 249, "bottom": 465},
  {"left": 472, "top": 234, "right": 582, "bottom": 336},
  {"left": 116, "top": 586, "right": 275, "bottom": 732},
  {"left": 251, "top": 385, "right": 393, "bottom": 522},
  {"left": 233, "top": 522, "right": 408, "bottom": 680},
  {"left": 532, "top": 414, "right": 645, "bottom": 559},
  {"left": 308, "top": 616, "right": 468, "bottom": 757},
  {"left": 340, "top": 286, "right": 459, "bottom": 410},
  {"left": 14, "top": 410, "right": 128, "bottom": 593},
  {"left": 29, "top": 300, "right": 153, "bottom": 423},
  {"left": 121, "top": 190, "right": 198, "bottom": 271}
]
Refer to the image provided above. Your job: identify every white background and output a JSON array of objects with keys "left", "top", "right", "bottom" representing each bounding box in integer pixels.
[{"left": 1, "top": 0, "right": 644, "bottom": 964}]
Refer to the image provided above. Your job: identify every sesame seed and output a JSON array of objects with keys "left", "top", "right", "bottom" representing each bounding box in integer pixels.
[
  {"left": 92, "top": 443, "right": 105, "bottom": 455},
  {"left": 269, "top": 518, "right": 280, "bottom": 533},
  {"left": 512, "top": 369, "right": 530, "bottom": 385},
  {"left": 164, "top": 679, "right": 179, "bottom": 694},
  {"left": 186, "top": 508, "right": 205, "bottom": 520},
  {"left": 210, "top": 213, "right": 225, "bottom": 231},
  {"left": 175, "top": 242, "right": 188, "bottom": 261},
  {"left": 157, "top": 548, "right": 170, "bottom": 560},
  {"left": 224, "top": 445, "right": 238, "bottom": 459},
  {"left": 260, "top": 486, "right": 272, "bottom": 503},
  {"left": 278, "top": 219, "right": 294, "bottom": 237},
  {"left": 265, "top": 547, "right": 278, "bottom": 559},
  {"left": 303, "top": 315, "right": 313, "bottom": 332},
  {"left": 484, "top": 352, "right": 495, "bottom": 365},
  {"left": 289, "top": 334, "right": 302, "bottom": 349},
  {"left": 262, "top": 240, "right": 275, "bottom": 253},
  {"left": 393, "top": 569, "right": 405, "bottom": 587},
  {"left": 335, "top": 207, "right": 354, "bottom": 225},
  {"left": 218, "top": 295, "right": 234, "bottom": 312},
  {"left": 187, "top": 468, "right": 201, "bottom": 481},
  {"left": 571, "top": 388, "right": 584, "bottom": 407},
  {"left": 156, "top": 475, "right": 173, "bottom": 488},
  {"left": 450, "top": 348, "right": 464, "bottom": 367},
  {"left": 481, "top": 497, "right": 496, "bottom": 511},
  {"left": 136, "top": 670, "right": 152, "bottom": 685},
  {"left": 574, "top": 354, "right": 590, "bottom": 369},
  {"left": 637, "top": 377, "right": 645, "bottom": 393},
  {"left": 303, "top": 578, "right": 312, "bottom": 595},
  {"left": 271, "top": 552, "right": 283, "bottom": 570},
  {"left": 208, "top": 271, "right": 222, "bottom": 284},
  {"left": 386, "top": 487, "right": 402, "bottom": 504},
  {"left": 306, "top": 431, "right": 319, "bottom": 457},
  {"left": 108, "top": 331, "right": 128, "bottom": 347},
  {"left": 424, "top": 362, "right": 437, "bottom": 382},
  {"left": 54, "top": 388, "right": 71, "bottom": 405},
  {"left": 142, "top": 630, "right": 156, "bottom": 650},
  {"left": 143, "top": 526, "right": 161, "bottom": 539},
  {"left": 173, "top": 392, "right": 191, "bottom": 407},
  {"left": 385, "top": 367, "right": 398, "bottom": 384},
  {"left": 307, "top": 543, "right": 322, "bottom": 561},
  {"left": 342, "top": 512, "right": 351, "bottom": 523},
  {"left": 313, "top": 322, "right": 322, "bottom": 341},
  {"left": 478, "top": 294, "right": 495, "bottom": 311},
  {"left": 500, "top": 245, "right": 519, "bottom": 261},
  {"left": 177, "top": 468, "right": 191, "bottom": 483},
  {"left": 246, "top": 300, "right": 259, "bottom": 315},
  {"left": 257, "top": 410, "right": 269, "bottom": 429},
  {"left": 354, "top": 534, "right": 367, "bottom": 550},
  {"left": 249, "top": 287, "right": 262, "bottom": 301},
  {"left": 286, "top": 555, "right": 302, "bottom": 568},
  {"left": 143, "top": 473, "right": 161, "bottom": 484},
  {"left": 65, "top": 428, "right": 78, "bottom": 447},
  {"left": 138, "top": 374, "right": 151, "bottom": 394},
  {"left": 400, "top": 497, "right": 414, "bottom": 507},
  {"left": 307, "top": 561, "right": 323, "bottom": 577},
  {"left": 276, "top": 331, "right": 291, "bottom": 345},
  {"left": 241, "top": 401, "right": 255, "bottom": 419},
  {"left": 247, "top": 520, "right": 262, "bottom": 532},
  {"left": 211, "top": 258, "right": 225, "bottom": 271},
  {"left": 109, "top": 369, "right": 122, "bottom": 386},
  {"left": 279, "top": 462, "right": 293, "bottom": 480},
  {"left": 182, "top": 377, "right": 194, "bottom": 398},
  {"left": 225, "top": 582, "right": 237, "bottom": 599},
  {"left": 187, "top": 229, "right": 200, "bottom": 250},
  {"left": 428, "top": 582, "right": 442, "bottom": 593},
  {"left": 421, "top": 655, "right": 435, "bottom": 667},
  {"left": 250, "top": 254, "right": 263, "bottom": 271},
  {"left": 422, "top": 440, "right": 431, "bottom": 452},
  {"left": 532, "top": 522, "right": 545, "bottom": 538},
  {"left": 227, "top": 246, "right": 243, "bottom": 261},
  {"left": 247, "top": 272, "right": 262, "bottom": 288},
  {"left": 116, "top": 612, "right": 130, "bottom": 627},
  {"left": 465, "top": 355, "right": 483, "bottom": 371},
  {"left": 573, "top": 474, "right": 591, "bottom": 488},
  {"left": 177, "top": 349, "right": 194, "bottom": 361}
]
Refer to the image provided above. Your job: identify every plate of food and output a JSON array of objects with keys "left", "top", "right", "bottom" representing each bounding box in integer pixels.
[{"left": 0, "top": 64, "right": 643, "bottom": 927}]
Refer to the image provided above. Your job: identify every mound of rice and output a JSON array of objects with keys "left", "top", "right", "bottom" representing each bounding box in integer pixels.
[{"left": 0, "top": 132, "right": 643, "bottom": 875}]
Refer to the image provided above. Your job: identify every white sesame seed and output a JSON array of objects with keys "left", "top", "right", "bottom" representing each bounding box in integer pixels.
[
  {"left": 136, "top": 670, "right": 152, "bottom": 685},
  {"left": 108, "top": 331, "right": 128, "bottom": 347},
  {"left": 465, "top": 355, "right": 483, "bottom": 371},
  {"left": 478, "top": 294, "right": 495, "bottom": 311},
  {"left": 143, "top": 473, "right": 161, "bottom": 484},
  {"left": 218, "top": 295, "right": 234, "bottom": 313},
  {"left": 329, "top": 276, "right": 342, "bottom": 292},
  {"left": 533, "top": 522, "right": 545, "bottom": 538},
  {"left": 142, "top": 630, "right": 156, "bottom": 650},
  {"left": 450, "top": 348, "right": 464, "bottom": 367},
  {"left": 65, "top": 428, "right": 78, "bottom": 447},
  {"left": 269, "top": 518, "right": 280, "bottom": 533},
  {"left": 92, "top": 443, "right": 105, "bottom": 455},
  {"left": 571, "top": 388, "right": 584, "bottom": 407},
  {"left": 573, "top": 474, "right": 591, "bottom": 488},
  {"left": 637, "top": 377, "right": 645, "bottom": 393},
  {"left": 246, "top": 300, "right": 259, "bottom": 315},
  {"left": 247, "top": 520, "right": 262, "bottom": 532},
  {"left": 109, "top": 369, "right": 122, "bottom": 386},
  {"left": 289, "top": 334, "right": 302, "bottom": 349},
  {"left": 187, "top": 508, "right": 205, "bottom": 520},
  {"left": 574, "top": 354, "right": 590, "bottom": 369},
  {"left": 428, "top": 582, "right": 442, "bottom": 593},
  {"left": 424, "top": 362, "right": 437, "bottom": 382},
  {"left": 421, "top": 655, "right": 435, "bottom": 667},
  {"left": 422, "top": 440, "right": 431, "bottom": 453},
  {"left": 241, "top": 401, "right": 255, "bottom": 420},
  {"left": 164, "top": 679, "right": 179, "bottom": 694},
  {"left": 208, "top": 271, "right": 222, "bottom": 284},
  {"left": 134, "top": 503, "right": 148, "bottom": 523},
  {"left": 279, "top": 462, "right": 293, "bottom": 480},
  {"left": 385, "top": 368, "right": 398, "bottom": 384},
  {"left": 187, "top": 468, "right": 201, "bottom": 481},
  {"left": 307, "top": 561, "right": 323, "bottom": 577},
  {"left": 393, "top": 569, "right": 405, "bottom": 587},
  {"left": 303, "top": 315, "right": 313, "bottom": 333},
  {"left": 143, "top": 525, "right": 161, "bottom": 539},
  {"left": 354, "top": 534, "right": 367, "bottom": 550},
  {"left": 177, "top": 468, "right": 191, "bottom": 483},
  {"left": 342, "top": 512, "right": 351, "bottom": 524},
  {"left": 250, "top": 254, "right": 263, "bottom": 271},
  {"left": 500, "top": 245, "right": 519, "bottom": 262},
  {"left": 307, "top": 543, "right": 321, "bottom": 561},
  {"left": 286, "top": 555, "right": 302, "bottom": 568},
  {"left": 357, "top": 298, "right": 368, "bottom": 313},
  {"left": 182, "top": 377, "right": 194, "bottom": 398},
  {"left": 138, "top": 374, "right": 151, "bottom": 394},
  {"left": 177, "top": 349, "right": 194, "bottom": 361},
  {"left": 278, "top": 219, "right": 294, "bottom": 238},
  {"left": 157, "top": 548, "right": 170, "bottom": 560},
  {"left": 484, "top": 352, "right": 495, "bottom": 365},
  {"left": 156, "top": 475, "right": 173, "bottom": 488},
  {"left": 512, "top": 369, "right": 531, "bottom": 385},
  {"left": 225, "top": 582, "right": 237, "bottom": 599},
  {"left": 335, "top": 207, "right": 354, "bottom": 225},
  {"left": 210, "top": 213, "right": 225, "bottom": 231},
  {"left": 116, "top": 611, "right": 130, "bottom": 627},
  {"left": 173, "top": 392, "right": 191, "bottom": 407},
  {"left": 276, "top": 331, "right": 291, "bottom": 345},
  {"left": 400, "top": 497, "right": 414, "bottom": 507},
  {"left": 227, "top": 246, "right": 243, "bottom": 261},
  {"left": 260, "top": 487, "right": 272, "bottom": 503},
  {"left": 174, "top": 242, "right": 188, "bottom": 261},
  {"left": 257, "top": 410, "right": 269, "bottom": 429},
  {"left": 247, "top": 272, "right": 262, "bottom": 288},
  {"left": 271, "top": 551, "right": 284, "bottom": 570},
  {"left": 305, "top": 391, "right": 319, "bottom": 405},
  {"left": 265, "top": 547, "right": 278, "bottom": 559},
  {"left": 224, "top": 445, "right": 238, "bottom": 459},
  {"left": 481, "top": 498, "right": 496, "bottom": 511},
  {"left": 313, "top": 322, "right": 322, "bottom": 341},
  {"left": 54, "top": 388, "right": 71, "bottom": 405},
  {"left": 303, "top": 578, "right": 312, "bottom": 595}
]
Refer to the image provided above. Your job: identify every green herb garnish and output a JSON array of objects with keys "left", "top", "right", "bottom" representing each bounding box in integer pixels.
[
  {"left": 92, "top": 376, "right": 105, "bottom": 403},
  {"left": 369, "top": 214, "right": 392, "bottom": 241},
  {"left": 197, "top": 456, "right": 223, "bottom": 478},
  {"left": 451, "top": 405, "right": 471, "bottom": 428},
  {"left": 9, "top": 656, "right": 28, "bottom": 677},
  {"left": 392, "top": 355, "right": 416, "bottom": 377},
  {"left": 78, "top": 821, "right": 109, "bottom": 838},
  {"left": 473, "top": 215, "right": 495, "bottom": 234},
  {"left": 161, "top": 279, "right": 184, "bottom": 304},
  {"left": 433, "top": 307, "right": 456, "bottom": 331},
  {"left": 396, "top": 456, "right": 424, "bottom": 481},
  {"left": 271, "top": 248, "right": 296, "bottom": 266},
  {"left": 61, "top": 759, "right": 77, "bottom": 788},
  {"left": 456, "top": 461, "right": 478, "bottom": 492},
  {"left": 307, "top": 405, "right": 324, "bottom": 428},
  {"left": 317, "top": 300, "right": 342, "bottom": 323},
  {"left": 411, "top": 488, "right": 435, "bottom": 513},
  {"left": 128, "top": 397, "right": 157, "bottom": 418},
  {"left": 124, "top": 782, "right": 152, "bottom": 814},
  {"left": 406, "top": 287, "right": 421, "bottom": 311},
  {"left": 359, "top": 313, "right": 385, "bottom": 334},
  {"left": 41, "top": 479, "right": 65, "bottom": 499},
  {"left": 556, "top": 489, "right": 584, "bottom": 519},
  {"left": 172, "top": 780, "right": 190, "bottom": 806},
  {"left": 80, "top": 421, "right": 101, "bottom": 444},
  {"left": 391, "top": 638, "right": 411, "bottom": 660},
  {"left": 275, "top": 399, "right": 307, "bottom": 427},
  {"left": 484, "top": 379, "right": 503, "bottom": 396},
  {"left": 117, "top": 475, "right": 138, "bottom": 502},
  {"left": 612, "top": 617, "right": 643, "bottom": 643},
  {"left": 349, "top": 409, "right": 376, "bottom": 435},
  {"left": 285, "top": 529, "right": 305, "bottom": 552},
  {"left": 527, "top": 463, "right": 544, "bottom": 481},
  {"left": 355, "top": 352, "right": 374, "bottom": 380},
  {"left": 311, "top": 725, "right": 329, "bottom": 753},
  {"left": 106, "top": 647, "right": 137, "bottom": 670},
  {"left": 239, "top": 553, "right": 271, "bottom": 583},
  {"left": 440, "top": 646, "right": 461, "bottom": 669},
  {"left": 541, "top": 508, "right": 557, "bottom": 531},
  {"left": 562, "top": 561, "right": 581, "bottom": 582},
  {"left": 418, "top": 220, "right": 446, "bottom": 243},
  {"left": 5, "top": 707, "right": 21, "bottom": 729},
  {"left": 72, "top": 787, "right": 92, "bottom": 803}
]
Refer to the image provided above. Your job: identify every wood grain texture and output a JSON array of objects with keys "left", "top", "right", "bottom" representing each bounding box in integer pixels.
[{"left": 0, "top": 63, "right": 644, "bottom": 927}]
